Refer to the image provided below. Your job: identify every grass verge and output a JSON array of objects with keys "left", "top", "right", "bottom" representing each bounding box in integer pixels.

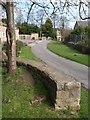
[
  {"left": 79, "top": 87, "right": 89, "bottom": 118},
  {"left": 20, "top": 46, "right": 40, "bottom": 61},
  {"left": 47, "top": 42, "right": 90, "bottom": 66},
  {"left": 2, "top": 66, "right": 89, "bottom": 118}
]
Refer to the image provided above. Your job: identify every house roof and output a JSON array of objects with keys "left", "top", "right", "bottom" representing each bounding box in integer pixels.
[{"left": 75, "top": 21, "right": 90, "bottom": 28}]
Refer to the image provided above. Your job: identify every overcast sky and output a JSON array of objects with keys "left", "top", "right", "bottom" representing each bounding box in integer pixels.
[
  {"left": 13, "top": 0, "right": 80, "bottom": 28},
  {"left": 0, "top": 0, "right": 89, "bottom": 28}
]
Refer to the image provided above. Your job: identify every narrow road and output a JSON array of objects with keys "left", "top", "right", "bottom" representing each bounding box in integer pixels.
[{"left": 31, "top": 40, "right": 89, "bottom": 90}]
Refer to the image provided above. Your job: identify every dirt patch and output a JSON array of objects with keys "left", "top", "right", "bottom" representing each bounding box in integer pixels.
[
  {"left": 20, "top": 69, "right": 35, "bottom": 86},
  {"left": 29, "top": 95, "right": 46, "bottom": 106}
]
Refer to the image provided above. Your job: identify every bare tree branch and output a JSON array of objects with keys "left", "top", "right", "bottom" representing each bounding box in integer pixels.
[
  {"left": 79, "top": 1, "right": 90, "bottom": 20},
  {"left": 0, "top": 1, "right": 6, "bottom": 10},
  {"left": 27, "top": 3, "right": 35, "bottom": 23},
  {"left": 26, "top": 0, "right": 90, "bottom": 22}
]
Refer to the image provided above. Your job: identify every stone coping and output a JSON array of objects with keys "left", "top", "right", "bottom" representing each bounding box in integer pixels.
[{"left": 17, "top": 58, "right": 77, "bottom": 84}]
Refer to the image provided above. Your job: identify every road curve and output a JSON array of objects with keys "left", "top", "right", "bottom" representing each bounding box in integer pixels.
[{"left": 31, "top": 40, "right": 89, "bottom": 90}]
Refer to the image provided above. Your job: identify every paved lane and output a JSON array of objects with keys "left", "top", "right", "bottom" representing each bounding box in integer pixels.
[{"left": 31, "top": 40, "right": 89, "bottom": 90}]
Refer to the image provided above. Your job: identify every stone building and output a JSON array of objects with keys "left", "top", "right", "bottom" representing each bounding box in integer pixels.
[
  {"left": 74, "top": 21, "right": 90, "bottom": 29},
  {"left": 56, "top": 29, "right": 72, "bottom": 41},
  {"left": 56, "top": 30, "right": 62, "bottom": 41},
  {"left": 31, "top": 33, "right": 38, "bottom": 40},
  {"left": 0, "top": 20, "right": 19, "bottom": 43},
  {"left": 19, "top": 33, "right": 39, "bottom": 40},
  {"left": 0, "top": 25, "right": 6, "bottom": 43},
  {"left": 19, "top": 34, "right": 31, "bottom": 40}
]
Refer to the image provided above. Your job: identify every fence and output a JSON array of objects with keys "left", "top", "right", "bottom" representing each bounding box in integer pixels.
[
  {"left": 64, "top": 34, "right": 90, "bottom": 54},
  {"left": 69, "top": 34, "right": 89, "bottom": 44}
]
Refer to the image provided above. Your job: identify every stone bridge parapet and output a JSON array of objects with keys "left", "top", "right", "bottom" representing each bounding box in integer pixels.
[{"left": 17, "top": 58, "right": 81, "bottom": 113}]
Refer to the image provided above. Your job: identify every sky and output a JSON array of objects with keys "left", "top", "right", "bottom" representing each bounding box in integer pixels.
[
  {"left": 13, "top": 0, "right": 79, "bottom": 28},
  {"left": 0, "top": 0, "right": 89, "bottom": 29}
]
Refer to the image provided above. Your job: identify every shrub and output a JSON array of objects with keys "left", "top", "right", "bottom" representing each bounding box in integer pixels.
[
  {"left": 66, "top": 42, "right": 90, "bottom": 54},
  {"left": 2, "top": 40, "right": 26, "bottom": 57},
  {"left": 16, "top": 40, "right": 26, "bottom": 57}
]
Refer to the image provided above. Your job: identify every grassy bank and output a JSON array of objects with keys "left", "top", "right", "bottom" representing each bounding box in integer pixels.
[
  {"left": 2, "top": 66, "right": 74, "bottom": 118},
  {"left": 2, "top": 66, "right": 48, "bottom": 118},
  {"left": 79, "top": 87, "right": 89, "bottom": 118},
  {"left": 47, "top": 42, "right": 90, "bottom": 66},
  {"left": 2, "top": 66, "right": 89, "bottom": 118},
  {"left": 20, "top": 46, "right": 40, "bottom": 61}
]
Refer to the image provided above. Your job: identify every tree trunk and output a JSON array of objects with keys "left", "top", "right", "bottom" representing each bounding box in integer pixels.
[{"left": 6, "top": 1, "right": 16, "bottom": 74}]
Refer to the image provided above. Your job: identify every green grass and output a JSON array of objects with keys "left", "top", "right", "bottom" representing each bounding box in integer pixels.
[
  {"left": 2, "top": 66, "right": 89, "bottom": 118},
  {"left": 79, "top": 88, "right": 89, "bottom": 118},
  {"left": 47, "top": 42, "right": 90, "bottom": 66},
  {"left": 2, "top": 66, "right": 74, "bottom": 118},
  {"left": 20, "top": 46, "right": 40, "bottom": 61}
]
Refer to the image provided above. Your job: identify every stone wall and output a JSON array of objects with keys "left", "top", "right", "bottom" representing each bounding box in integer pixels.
[{"left": 17, "top": 58, "right": 81, "bottom": 112}]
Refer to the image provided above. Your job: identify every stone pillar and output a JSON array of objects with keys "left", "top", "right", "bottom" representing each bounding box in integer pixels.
[{"left": 55, "top": 81, "right": 81, "bottom": 112}]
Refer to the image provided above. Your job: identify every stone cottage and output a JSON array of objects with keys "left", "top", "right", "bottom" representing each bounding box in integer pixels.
[{"left": 0, "top": 20, "right": 19, "bottom": 43}]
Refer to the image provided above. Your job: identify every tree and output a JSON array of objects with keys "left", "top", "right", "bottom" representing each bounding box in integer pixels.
[
  {"left": 15, "top": 8, "right": 23, "bottom": 29},
  {"left": 51, "top": 13, "right": 58, "bottom": 29},
  {"left": 36, "top": 9, "right": 45, "bottom": 26},
  {"left": 29, "top": 24, "right": 40, "bottom": 34},
  {"left": 85, "top": 26, "right": 90, "bottom": 34},
  {"left": 41, "top": 18, "right": 56, "bottom": 38},
  {"left": 0, "top": 1, "right": 16, "bottom": 74},
  {"left": 19, "top": 22, "right": 40, "bottom": 34},
  {"left": 6, "top": 2, "right": 16, "bottom": 74},
  {"left": 26, "top": 0, "right": 90, "bottom": 23},
  {"left": 19, "top": 22, "right": 29, "bottom": 34},
  {"left": 71, "top": 27, "right": 84, "bottom": 35}
]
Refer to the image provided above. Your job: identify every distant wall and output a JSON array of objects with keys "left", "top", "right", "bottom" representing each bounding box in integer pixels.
[
  {"left": 19, "top": 33, "right": 39, "bottom": 40},
  {"left": 19, "top": 34, "right": 31, "bottom": 40}
]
